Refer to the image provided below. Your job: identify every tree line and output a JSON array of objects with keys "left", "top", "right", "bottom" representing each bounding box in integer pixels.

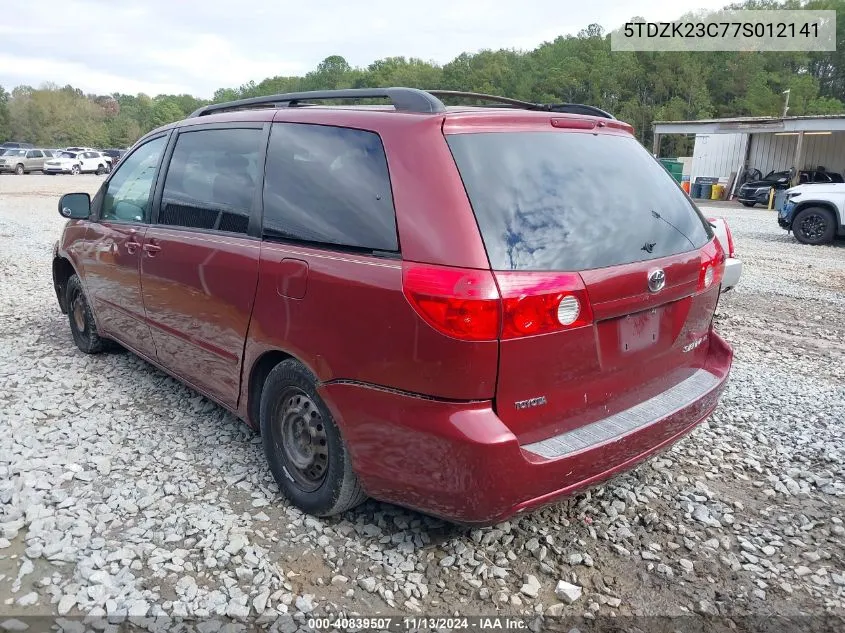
[{"left": 1, "top": 0, "right": 843, "bottom": 156}]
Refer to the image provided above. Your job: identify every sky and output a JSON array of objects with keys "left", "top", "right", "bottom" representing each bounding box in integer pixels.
[{"left": 2, "top": 0, "right": 731, "bottom": 99}]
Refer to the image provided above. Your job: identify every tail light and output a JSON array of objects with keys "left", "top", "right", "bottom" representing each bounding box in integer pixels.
[
  {"left": 497, "top": 271, "right": 593, "bottom": 339},
  {"left": 698, "top": 238, "right": 726, "bottom": 293},
  {"left": 402, "top": 263, "right": 500, "bottom": 341},
  {"left": 402, "top": 264, "right": 594, "bottom": 341},
  {"left": 707, "top": 217, "right": 736, "bottom": 258}
]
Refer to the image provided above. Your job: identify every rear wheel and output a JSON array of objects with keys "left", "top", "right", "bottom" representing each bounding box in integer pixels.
[
  {"left": 15, "top": 164, "right": 24, "bottom": 175},
  {"left": 740, "top": 201, "right": 755, "bottom": 208},
  {"left": 260, "top": 359, "right": 367, "bottom": 517},
  {"left": 65, "top": 275, "right": 107, "bottom": 353},
  {"left": 793, "top": 207, "right": 836, "bottom": 245}
]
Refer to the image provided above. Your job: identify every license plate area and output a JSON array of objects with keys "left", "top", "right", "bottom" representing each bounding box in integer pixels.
[{"left": 619, "top": 306, "right": 661, "bottom": 353}]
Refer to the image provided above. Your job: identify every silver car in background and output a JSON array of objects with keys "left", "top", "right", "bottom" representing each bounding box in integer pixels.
[{"left": 0, "top": 148, "right": 50, "bottom": 174}]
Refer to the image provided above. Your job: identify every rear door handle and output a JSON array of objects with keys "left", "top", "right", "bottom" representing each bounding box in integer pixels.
[
  {"left": 143, "top": 243, "right": 161, "bottom": 255},
  {"left": 126, "top": 230, "right": 141, "bottom": 254}
]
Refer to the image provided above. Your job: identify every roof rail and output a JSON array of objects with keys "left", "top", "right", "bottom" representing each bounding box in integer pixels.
[
  {"left": 188, "top": 88, "right": 447, "bottom": 117},
  {"left": 427, "top": 90, "right": 615, "bottom": 119}
]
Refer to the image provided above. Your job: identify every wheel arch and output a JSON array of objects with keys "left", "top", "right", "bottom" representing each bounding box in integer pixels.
[
  {"left": 52, "top": 255, "right": 78, "bottom": 313},
  {"left": 792, "top": 200, "right": 839, "bottom": 224},
  {"left": 246, "top": 349, "right": 297, "bottom": 431}
]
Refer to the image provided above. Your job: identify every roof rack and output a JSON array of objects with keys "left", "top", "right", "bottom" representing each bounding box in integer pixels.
[
  {"left": 426, "top": 90, "right": 615, "bottom": 119},
  {"left": 188, "top": 88, "right": 615, "bottom": 120},
  {"left": 188, "top": 88, "right": 447, "bottom": 117}
]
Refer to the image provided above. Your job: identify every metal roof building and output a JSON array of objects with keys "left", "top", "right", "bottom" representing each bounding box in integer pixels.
[{"left": 652, "top": 114, "right": 845, "bottom": 195}]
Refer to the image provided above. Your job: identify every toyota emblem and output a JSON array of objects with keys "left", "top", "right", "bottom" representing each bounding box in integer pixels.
[{"left": 647, "top": 269, "right": 666, "bottom": 293}]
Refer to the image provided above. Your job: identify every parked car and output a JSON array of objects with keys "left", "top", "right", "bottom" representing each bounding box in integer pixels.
[
  {"left": 708, "top": 218, "right": 741, "bottom": 291},
  {"left": 737, "top": 168, "right": 844, "bottom": 207},
  {"left": 44, "top": 151, "right": 110, "bottom": 175},
  {"left": 100, "top": 149, "right": 126, "bottom": 167},
  {"left": 0, "top": 141, "right": 35, "bottom": 149},
  {"left": 778, "top": 183, "right": 845, "bottom": 245},
  {"left": 0, "top": 148, "right": 50, "bottom": 174},
  {"left": 51, "top": 88, "right": 732, "bottom": 524}
]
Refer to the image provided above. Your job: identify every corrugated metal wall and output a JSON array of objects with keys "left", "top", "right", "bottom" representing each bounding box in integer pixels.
[
  {"left": 748, "top": 132, "right": 845, "bottom": 175},
  {"left": 690, "top": 133, "right": 747, "bottom": 183}
]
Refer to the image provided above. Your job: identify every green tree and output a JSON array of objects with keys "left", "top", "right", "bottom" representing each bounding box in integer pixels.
[
  {"left": 0, "top": 85, "right": 10, "bottom": 141},
  {"left": 149, "top": 99, "right": 184, "bottom": 129}
]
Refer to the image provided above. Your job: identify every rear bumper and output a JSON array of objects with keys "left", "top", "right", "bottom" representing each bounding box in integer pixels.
[
  {"left": 722, "top": 257, "right": 742, "bottom": 292},
  {"left": 321, "top": 332, "right": 733, "bottom": 525}
]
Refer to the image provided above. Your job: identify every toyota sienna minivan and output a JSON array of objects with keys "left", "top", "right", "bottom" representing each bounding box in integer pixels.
[{"left": 52, "top": 88, "right": 732, "bottom": 524}]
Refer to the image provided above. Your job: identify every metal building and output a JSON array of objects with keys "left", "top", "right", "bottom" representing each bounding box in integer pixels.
[{"left": 652, "top": 115, "right": 845, "bottom": 194}]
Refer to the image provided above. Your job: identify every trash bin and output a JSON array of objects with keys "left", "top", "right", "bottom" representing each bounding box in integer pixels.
[{"left": 660, "top": 159, "right": 684, "bottom": 183}]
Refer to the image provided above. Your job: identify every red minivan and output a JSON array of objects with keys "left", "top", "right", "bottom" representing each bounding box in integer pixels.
[{"left": 52, "top": 89, "right": 732, "bottom": 524}]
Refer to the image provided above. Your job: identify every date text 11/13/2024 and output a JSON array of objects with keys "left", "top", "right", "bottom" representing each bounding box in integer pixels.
[{"left": 308, "top": 616, "right": 530, "bottom": 630}]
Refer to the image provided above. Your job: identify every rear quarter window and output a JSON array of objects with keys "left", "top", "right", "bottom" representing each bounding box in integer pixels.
[
  {"left": 262, "top": 123, "right": 398, "bottom": 252},
  {"left": 447, "top": 131, "right": 711, "bottom": 271}
]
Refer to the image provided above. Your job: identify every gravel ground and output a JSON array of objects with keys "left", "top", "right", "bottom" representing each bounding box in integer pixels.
[{"left": 0, "top": 175, "right": 843, "bottom": 631}]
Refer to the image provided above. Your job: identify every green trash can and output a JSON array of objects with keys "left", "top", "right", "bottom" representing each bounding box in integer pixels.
[{"left": 659, "top": 158, "right": 684, "bottom": 183}]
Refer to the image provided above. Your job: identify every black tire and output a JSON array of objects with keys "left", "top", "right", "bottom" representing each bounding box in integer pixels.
[
  {"left": 260, "top": 359, "right": 367, "bottom": 516},
  {"left": 740, "top": 201, "right": 755, "bottom": 208},
  {"left": 15, "top": 163, "right": 24, "bottom": 175},
  {"left": 793, "top": 207, "right": 836, "bottom": 245},
  {"left": 96, "top": 164, "right": 105, "bottom": 175},
  {"left": 65, "top": 275, "right": 107, "bottom": 354}
]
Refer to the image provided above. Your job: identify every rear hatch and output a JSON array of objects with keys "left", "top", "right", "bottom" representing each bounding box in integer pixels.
[{"left": 446, "top": 121, "right": 723, "bottom": 445}]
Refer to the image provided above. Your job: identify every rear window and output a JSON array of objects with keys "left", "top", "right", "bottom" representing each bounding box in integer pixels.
[{"left": 447, "top": 132, "right": 711, "bottom": 271}]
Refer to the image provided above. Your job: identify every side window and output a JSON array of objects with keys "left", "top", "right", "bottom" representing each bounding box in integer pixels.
[
  {"left": 27, "top": 150, "right": 43, "bottom": 158},
  {"left": 263, "top": 123, "right": 398, "bottom": 252},
  {"left": 101, "top": 136, "right": 167, "bottom": 223},
  {"left": 159, "top": 128, "right": 263, "bottom": 235}
]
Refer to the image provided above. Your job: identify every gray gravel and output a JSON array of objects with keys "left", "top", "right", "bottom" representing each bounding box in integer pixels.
[{"left": 0, "top": 177, "right": 843, "bottom": 626}]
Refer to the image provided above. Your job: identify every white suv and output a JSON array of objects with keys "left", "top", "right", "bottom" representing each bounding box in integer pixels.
[
  {"left": 43, "top": 151, "right": 110, "bottom": 175},
  {"left": 779, "top": 183, "right": 845, "bottom": 245}
]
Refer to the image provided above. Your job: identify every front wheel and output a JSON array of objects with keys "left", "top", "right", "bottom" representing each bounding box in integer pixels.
[
  {"left": 65, "top": 275, "right": 107, "bottom": 353},
  {"left": 15, "top": 164, "right": 24, "bottom": 175},
  {"left": 792, "top": 207, "right": 836, "bottom": 245},
  {"left": 71, "top": 165, "right": 80, "bottom": 175},
  {"left": 260, "top": 359, "right": 367, "bottom": 517}
]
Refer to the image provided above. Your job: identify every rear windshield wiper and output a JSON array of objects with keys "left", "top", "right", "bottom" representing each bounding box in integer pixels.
[{"left": 650, "top": 210, "right": 696, "bottom": 249}]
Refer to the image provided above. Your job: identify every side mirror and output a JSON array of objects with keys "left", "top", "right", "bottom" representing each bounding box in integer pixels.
[{"left": 58, "top": 193, "right": 91, "bottom": 219}]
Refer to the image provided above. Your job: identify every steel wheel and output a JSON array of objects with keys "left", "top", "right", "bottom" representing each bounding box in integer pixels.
[{"left": 275, "top": 388, "right": 329, "bottom": 492}]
